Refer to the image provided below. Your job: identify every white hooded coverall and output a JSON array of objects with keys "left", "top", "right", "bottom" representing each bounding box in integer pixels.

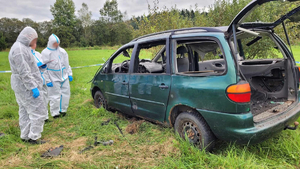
[
  {"left": 8, "top": 27, "right": 47, "bottom": 140},
  {"left": 41, "top": 34, "right": 72, "bottom": 117},
  {"left": 32, "top": 49, "right": 50, "bottom": 119}
]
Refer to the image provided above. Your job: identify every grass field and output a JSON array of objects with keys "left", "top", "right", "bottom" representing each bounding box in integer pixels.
[{"left": 1, "top": 46, "right": 300, "bottom": 168}]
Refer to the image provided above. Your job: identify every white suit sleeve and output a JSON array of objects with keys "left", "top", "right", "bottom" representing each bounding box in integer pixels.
[
  {"left": 37, "top": 52, "right": 51, "bottom": 84},
  {"left": 64, "top": 51, "right": 73, "bottom": 76},
  {"left": 43, "top": 69, "right": 51, "bottom": 84},
  {"left": 13, "top": 47, "right": 37, "bottom": 90}
]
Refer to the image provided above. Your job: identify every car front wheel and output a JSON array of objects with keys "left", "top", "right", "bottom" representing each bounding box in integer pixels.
[
  {"left": 94, "top": 90, "right": 107, "bottom": 109},
  {"left": 174, "top": 111, "right": 215, "bottom": 151}
]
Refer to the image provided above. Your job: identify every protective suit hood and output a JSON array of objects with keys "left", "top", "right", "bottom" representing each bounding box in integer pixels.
[
  {"left": 47, "top": 34, "right": 60, "bottom": 50},
  {"left": 16, "top": 27, "right": 38, "bottom": 47}
]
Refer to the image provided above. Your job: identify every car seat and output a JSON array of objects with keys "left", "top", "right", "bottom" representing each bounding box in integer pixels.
[{"left": 177, "top": 46, "right": 189, "bottom": 72}]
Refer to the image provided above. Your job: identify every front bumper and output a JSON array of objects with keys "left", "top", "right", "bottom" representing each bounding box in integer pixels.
[{"left": 198, "top": 101, "right": 300, "bottom": 144}]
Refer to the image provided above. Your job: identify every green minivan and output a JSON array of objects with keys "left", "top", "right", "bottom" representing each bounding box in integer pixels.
[{"left": 91, "top": 0, "right": 300, "bottom": 151}]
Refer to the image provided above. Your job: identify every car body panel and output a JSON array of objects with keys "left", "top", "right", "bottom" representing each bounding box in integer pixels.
[
  {"left": 165, "top": 34, "right": 241, "bottom": 124},
  {"left": 129, "top": 74, "right": 171, "bottom": 121},
  {"left": 198, "top": 100, "right": 300, "bottom": 144},
  {"left": 104, "top": 73, "right": 134, "bottom": 115}
]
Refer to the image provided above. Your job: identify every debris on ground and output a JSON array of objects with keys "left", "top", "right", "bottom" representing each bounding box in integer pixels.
[
  {"left": 126, "top": 120, "right": 145, "bottom": 134},
  {"left": 0, "top": 133, "right": 5, "bottom": 137},
  {"left": 78, "top": 137, "right": 114, "bottom": 154},
  {"left": 270, "top": 101, "right": 284, "bottom": 105},
  {"left": 94, "top": 136, "right": 113, "bottom": 146},
  {"left": 0, "top": 148, "right": 3, "bottom": 152},
  {"left": 79, "top": 145, "right": 94, "bottom": 154},
  {"left": 41, "top": 145, "right": 64, "bottom": 158},
  {"left": 251, "top": 98, "right": 287, "bottom": 116},
  {"left": 114, "top": 121, "right": 124, "bottom": 137},
  {"left": 101, "top": 118, "right": 111, "bottom": 126}
]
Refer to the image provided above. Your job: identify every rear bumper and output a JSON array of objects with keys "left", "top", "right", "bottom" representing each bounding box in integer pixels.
[{"left": 198, "top": 101, "right": 300, "bottom": 144}]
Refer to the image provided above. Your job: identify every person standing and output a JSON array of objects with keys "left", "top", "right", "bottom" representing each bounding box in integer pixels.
[
  {"left": 41, "top": 34, "right": 73, "bottom": 118},
  {"left": 31, "top": 46, "right": 52, "bottom": 122},
  {"left": 8, "top": 27, "right": 48, "bottom": 144}
]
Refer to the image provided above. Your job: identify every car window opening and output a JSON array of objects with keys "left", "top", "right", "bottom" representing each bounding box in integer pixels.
[
  {"left": 134, "top": 40, "right": 167, "bottom": 74},
  {"left": 105, "top": 46, "right": 134, "bottom": 74},
  {"left": 175, "top": 39, "right": 226, "bottom": 75}
]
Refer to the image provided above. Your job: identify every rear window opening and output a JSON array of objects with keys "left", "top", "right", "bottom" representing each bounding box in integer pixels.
[{"left": 233, "top": 31, "right": 297, "bottom": 122}]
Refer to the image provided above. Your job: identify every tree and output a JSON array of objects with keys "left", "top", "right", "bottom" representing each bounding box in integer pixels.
[
  {"left": 50, "top": 0, "right": 76, "bottom": 27},
  {"left": 78, "top": 3, "right": 93, "bottom": 39},
  {"left": 50, "top": 0, "right": 77, "bottom": 47},
  {"left": 99, "top": 0, "right": 124, "bottom": 23},
  {"left": 0, "top": 32, "right": 7, "bottom": 51},
  {"left": 38, "top": 21, "right": 53, "bottom": 47},
  {"left": 0, "top": 18, "right": 25, "bottom": 47}
]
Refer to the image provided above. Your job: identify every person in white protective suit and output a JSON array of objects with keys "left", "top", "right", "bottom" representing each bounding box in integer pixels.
[
  {"left": 8, "top": 27, "right": 48, "bottom": 144},
  {"left": 31, "top": 44, "right": 53, "bottom": 122},
  {"left": 41, "top": 34, "right": 73, "bottom": 118}
]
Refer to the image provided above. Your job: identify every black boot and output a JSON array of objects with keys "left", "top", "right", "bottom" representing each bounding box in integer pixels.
[
  {"left": 53, "top": 114, "right": 60, "bottom": 119},
  {"left": 45, "top": 119, "right": 52, "bottom": 123},
  {"left": 23, "top": 139, "right": 47, "bottom": 145},
  {"left": 59, "top": 112, "right": 67, "bottom": 117}
]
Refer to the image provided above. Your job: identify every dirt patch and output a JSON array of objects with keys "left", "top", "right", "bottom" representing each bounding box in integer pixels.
[
  {"left": 93, "top": 137, "right": 179, "bottom": 168},
  {"left": 1, "top": 156, "right": 23, "bottom": 167},
  {"left": 126, "top": 120, "right": 145, "bottom": 134}
]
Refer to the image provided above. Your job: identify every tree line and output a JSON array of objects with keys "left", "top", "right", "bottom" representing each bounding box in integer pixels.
[{"left": 0, "top": 0, "right": 299, "bottom": 51}]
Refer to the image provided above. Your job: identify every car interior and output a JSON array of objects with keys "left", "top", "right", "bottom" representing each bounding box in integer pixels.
[{"left": 175, "top": 40, "right": 226, "bottom": 75}]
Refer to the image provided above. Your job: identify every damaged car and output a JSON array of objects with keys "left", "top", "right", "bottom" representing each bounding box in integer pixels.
[{"left": 91, "top": 0, "right": 300, "bottom": 151}]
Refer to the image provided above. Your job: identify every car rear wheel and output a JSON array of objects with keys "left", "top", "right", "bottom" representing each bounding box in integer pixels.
[
  {"left": 94, "top": 91, "right": 107, "bottom": 109},
  {"left": 174, "top": 111, "right": 215, "bottom": 151}
]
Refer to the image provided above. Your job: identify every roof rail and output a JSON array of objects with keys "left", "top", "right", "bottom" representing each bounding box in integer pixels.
[{"left": 131, "top": 27, "right": 225, "bottom": 42}]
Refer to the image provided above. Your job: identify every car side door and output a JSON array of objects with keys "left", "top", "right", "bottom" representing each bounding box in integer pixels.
[
  {"left": 129, "top": 39, "right": 171, "bottom": 122},
  {"left": 102, "top": 45, "right": 135, "bottom": 115}
]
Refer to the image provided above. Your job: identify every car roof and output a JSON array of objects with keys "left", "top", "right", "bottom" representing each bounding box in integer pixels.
[{"left": 131, "top": 26, "right": 228, "bottom": 42}]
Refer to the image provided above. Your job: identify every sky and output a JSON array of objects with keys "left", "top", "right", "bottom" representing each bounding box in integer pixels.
[{"left": 0, "top": 0, "right": 215, "bottom": 22}]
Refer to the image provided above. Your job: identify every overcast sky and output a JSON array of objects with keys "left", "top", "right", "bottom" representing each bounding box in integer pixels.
[{"left": 0, "top": 0, "right": 215, "bottom": 22}]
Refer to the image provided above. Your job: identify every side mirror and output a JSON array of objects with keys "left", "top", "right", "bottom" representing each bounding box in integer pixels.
[{"left": 123, "top": 51, "right": 130, "bottom": 58}]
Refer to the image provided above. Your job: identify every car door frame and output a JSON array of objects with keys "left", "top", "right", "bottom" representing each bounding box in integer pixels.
[
  {"left": 101, "top": 44, "right": 138, "bottom": 115},
  {"left": 128, "top": 37, "right": 172, "bottom": 122}
]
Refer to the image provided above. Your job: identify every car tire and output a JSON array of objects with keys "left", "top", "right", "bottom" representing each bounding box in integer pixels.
[
  {"left": 94, "top": 90, "right": 107, "bottom": 109},
  {"left": 174, "top": 111, "right": 215, "bottom": 151}
]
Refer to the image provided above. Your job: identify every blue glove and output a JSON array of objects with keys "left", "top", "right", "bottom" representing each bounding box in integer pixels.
[
  {"left": 37, "top": 62, "right": 43, "bottom": 67},
  {"left": 31, "top": 88, "right": 40, "bottom": 98},
  {"left": 41, "top": 64, "right": 47, "bottom": 69},
  {"left": 69, "top": 76, "right": 73, "bottom": 82},
  {"left": 47, "top": 82, "right": 53, "bottom": 87}
]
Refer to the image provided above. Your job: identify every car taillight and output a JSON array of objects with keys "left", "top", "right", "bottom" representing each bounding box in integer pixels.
[{"left": 226, "top": 81, "right": 251, "bottom": 103}]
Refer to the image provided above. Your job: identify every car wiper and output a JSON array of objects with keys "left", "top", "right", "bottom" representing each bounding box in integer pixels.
[{"left": 246, "top": 36, "right": 262, "bottom": 46}]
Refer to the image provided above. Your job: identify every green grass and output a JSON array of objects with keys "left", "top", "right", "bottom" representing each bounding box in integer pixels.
[{"left": 1, "top": 47, "right": 300, "bottom": 168}]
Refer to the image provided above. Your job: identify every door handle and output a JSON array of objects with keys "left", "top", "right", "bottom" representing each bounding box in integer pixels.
[
  {"left": 122, "top": 81, "right": 128, "bottom": 85},
  {"left": 159, "top": 84, "right": 169, "bottom": 89}
]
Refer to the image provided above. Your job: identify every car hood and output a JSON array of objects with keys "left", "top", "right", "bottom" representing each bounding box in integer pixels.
[{"left": 227, "top": 0, "right": 300, "bottom": 34}]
